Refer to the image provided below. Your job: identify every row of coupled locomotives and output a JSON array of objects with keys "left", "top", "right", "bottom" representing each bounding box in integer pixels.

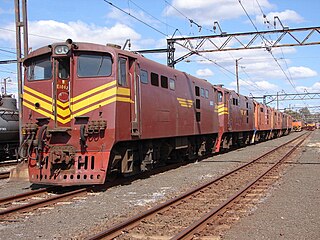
[
  {"left": 292, "top": 120, "right": 318, "bottom": 131},
  {"left": 20, "top": 40, "right": 293, "bottom": 186}
]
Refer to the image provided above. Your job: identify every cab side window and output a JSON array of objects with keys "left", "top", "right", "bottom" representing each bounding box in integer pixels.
[
  {"left": 140, "top": 69, "right": 148, "bottom": 84},
  {"left": 217, "top": 91, "right": 223, "bottom": 102},
  {"left": 151, "top": 72, "right": 159, "bottom": 86},
  {"left": 169, "top": 78, "right": 175, "bottom": 90},
  {"left": 118, "top": 57, "right": 127, "bottom": 86}
]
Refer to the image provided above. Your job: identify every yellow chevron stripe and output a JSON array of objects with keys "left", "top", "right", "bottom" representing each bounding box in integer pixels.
[
  {"left": 23, "top": 83, "right": 132, "bottom": 124},
  {"left": 177, "top": 98, "right": 194, "bottom": 102},
  {"left": 217, "top": 107, "right": 228, "bottom": 113},
  {"left": 73, "top": 87, "right": 116, "bottom": 112},
  {"left": 23, "top": 101, "right": 54, "bottom": 120},
  {"left": 25, "top": 85, "right": 70, "bottom": 109},
  {"left": 116, "top": 96, "right": 134, "bottom": 103},
  {"left": 69, "top": 86, "right": 130, "bottom": 114},
  {"left": 180, "top": 103, "right": 192, "bottom": 108},
  {"left": 215, "top": 104, "right": 226, "bottom": 109},
  {"left": 24, "top": 96, "right": 132, "bottom": 124},
  {"left": 72, "top": 80, "right": 117, "bottom": 102},
  {"left": 117, "top": 87, "right": 131, "bottom": 96},
  {"left": 24, "top": 85, "right": 52, "bottom": 103},
  {"left": 73, "top": 96, "right": 132, "bottom": 118},
  {"left": 218, "top": 112, "right": 229, "bottom": 115},
  {"left": 56, "top": 116, "right": 72, "bottom": 124},
  {"left": 23, "top": 92, "right": 53, "bottom": 113},
  {"left": 57, "top": 100, "right": 69, "bottom": 109},
  {"left": 57, "top": 107, "right": 71, "bottom": 118},
  {"left": 177, "top": 97, "right": 193, "bottom": 108}
]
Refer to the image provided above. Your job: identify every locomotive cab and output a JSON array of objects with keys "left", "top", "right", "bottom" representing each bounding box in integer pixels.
[{"left": 22, "top": 40, "right": 128, "bottom": 185}]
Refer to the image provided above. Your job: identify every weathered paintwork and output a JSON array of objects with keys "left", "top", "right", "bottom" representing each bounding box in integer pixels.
[{"left": 22, "top": 41, "right": 292, "bottom": 186}]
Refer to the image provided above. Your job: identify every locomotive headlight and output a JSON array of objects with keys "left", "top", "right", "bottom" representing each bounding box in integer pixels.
[{"left": 54, "top": 45, "right": 69, "bottom": 55}]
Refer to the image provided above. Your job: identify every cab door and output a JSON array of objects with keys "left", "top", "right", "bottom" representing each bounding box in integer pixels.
[
  {"left": 128, "top": 57, "right": 140, "bottom": 137},
  {"left": 118, "top": 55, "right": 140, "bottom": 138},
  {"left": 53, "top": 57, "right": 71, "bottom": 128}
]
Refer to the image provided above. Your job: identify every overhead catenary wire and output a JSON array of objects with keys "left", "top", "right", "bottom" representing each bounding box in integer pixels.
[
  {"left": 128, "top": 0, "right": 177, "bottom": 33},
  {"left": 237, "top": 0, "right": 301, "bottom": 96},
  {"left": 0, "top": 27, "right": 63, "bottom": 42},
  {"left": 0, "top": 48, "right": 17, "bottom": 55},
  {"left": 104, "top": 0, "right": 168, "bottom": 37},
  {"left": 254, "top": 0, "right": 306, "bottom": 102},
  {"left": 164, "top": 0, "right": 214, "bottom": 34}
]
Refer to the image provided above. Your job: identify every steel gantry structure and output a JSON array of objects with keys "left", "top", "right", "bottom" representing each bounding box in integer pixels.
[
  {"left": 263, "top": 92, "right": 320, "bottom": 105},
  {"left": 138, "top": 26, "right": 320, "bottom": 68},
  {"left": 254, "top": 92, "right": 320, "bottom": 111},
  {"left": 167, "top": 26, "right": 320, "bottom": 67},
  {"left": 14, "top": 0, "right": 28, "bottom": 144}
]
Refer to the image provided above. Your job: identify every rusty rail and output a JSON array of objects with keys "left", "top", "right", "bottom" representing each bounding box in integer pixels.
[
  {"left": 0, "top": 161, "right": 18, "bottom": 168},
  {"left": 0, "top": 171, "right": 10, "bottom": 180},
  {"left": 172, "top": 133, "right": 309, "bottom": 239},
  {"left": 0, "top": 187, "right": 57, "bottom": 204},
  {"left": 87, "top": 132, "right": 308, "bottom": 240},
  {"left": 0, "top": 187, "right": 88, "bottom": 217}
]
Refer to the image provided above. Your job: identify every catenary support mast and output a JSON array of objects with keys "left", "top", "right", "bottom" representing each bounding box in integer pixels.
[{"left": 14, "top": 0, "right": 28, "bottom": 144}]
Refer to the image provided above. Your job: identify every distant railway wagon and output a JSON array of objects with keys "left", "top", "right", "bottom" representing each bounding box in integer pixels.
[
  {"left": 306, "top": 122, "right": 316, "bottom": 131},
  {"left": 20, "top": 40, "right": 291, "bottom": 186},
  {"left": 292, "top": 120, "right": 305, "bottom": 132},
  {"left": 0, "top": 94, "right": 19, "bottom": 160}
]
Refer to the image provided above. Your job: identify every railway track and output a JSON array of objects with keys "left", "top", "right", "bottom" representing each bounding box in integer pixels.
[
  {"left": 0, "top": 160, "right": 19, "bottom": 168},
  {"left": 0, "top": 161, "right": 191, "bottom": 221},
  {"left": 0, "top": 171, "right": 10, "bottom": 180},
  {"left": 87, "top": 132, "right": 309, "bottom": 240},
  {"left": 0, "top": 186, "right": 89, "bottom": 220},
  {"left": 0, "top": 160, "right": 19, "bottom": 180}
]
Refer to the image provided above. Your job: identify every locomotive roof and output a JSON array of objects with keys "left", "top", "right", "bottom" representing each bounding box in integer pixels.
[
  {"left": 24, "top": 41, "right": 137, "bottom": 61},
  {"left": 24, "top": 41, "right": 290, "bottom": 116}
]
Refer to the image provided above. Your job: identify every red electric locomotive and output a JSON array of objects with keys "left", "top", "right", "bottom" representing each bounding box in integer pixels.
[{"left": 20, "top": 40, "right": 291, "bottom": 186}]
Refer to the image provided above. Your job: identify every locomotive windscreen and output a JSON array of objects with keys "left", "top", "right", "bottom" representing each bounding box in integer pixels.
[
  {"left": 77, "top": 53, "right": 112, "bottom": 77},
  {"left": 26, "top": 54, "right": 52, "bottom": 81}
]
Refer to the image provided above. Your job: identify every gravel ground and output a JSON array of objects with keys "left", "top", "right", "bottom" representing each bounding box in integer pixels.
[
  {"left": 223, "top": 130, "right": 320, "bottom": 240},
  {"left": 0, "top": 132, "right": 307, "bottom": 239}
]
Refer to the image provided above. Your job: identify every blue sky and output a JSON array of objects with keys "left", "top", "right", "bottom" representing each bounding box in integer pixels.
[{"left": 0, "top": 0, "right": 319, "bottom": 112}]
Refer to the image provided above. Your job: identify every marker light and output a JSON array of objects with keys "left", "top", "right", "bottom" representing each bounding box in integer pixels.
[{"left": 54, "top": 45, "right": 69, "bottom": 55}]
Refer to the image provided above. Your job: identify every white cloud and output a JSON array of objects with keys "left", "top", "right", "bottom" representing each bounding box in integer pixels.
[
  {"left": 107, "top": 7, "right": 162, "bottom": 30},
  {"left": 255, "top": 80, "right": 278, "bottom": 90},
  {"left": 230, "top": 79, "right": 278, "bottom": 92},
  {"left": 196, "top": 68, "right": 214, "bottom": 77},
  {"left": 287, "top": 66, "right": 317, "bottom": 79},
  {"left": 0, "top": 7, "right": 13, "bottom": 15},
  {"left": 0, "top": 20, "right": 142, "bottom": 50},
  {"left": 165, "top": 0, "right": 274, "bottom": 25},
  {"left": 257, "top": 10, "right": 304, "bottom": 26},
  {"left": 296, "top": 82, "right": 320, "bottom": 93}
]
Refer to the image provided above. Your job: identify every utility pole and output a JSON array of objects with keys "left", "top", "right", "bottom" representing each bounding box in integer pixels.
[
  {"left": 1, "top": 77, "right": 11, "bottom": 95},
  {"left": 235, "top": 58, "right": 242, "bottom": 94},
  {"left": 14, "top": 0, "right": 28, "bottom": 144}
]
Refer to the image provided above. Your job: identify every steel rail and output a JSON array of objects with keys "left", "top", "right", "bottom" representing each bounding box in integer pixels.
[
  {"left": 0, "top": 187, "right": 88, "bottom": 217},
  {"left": 0, "top": 187, "right": 58, "bottom": 204},
  {"left": 172, "top": 133, "right": 310, "bottom": 239},
  {"left": 0, "top": 161, "right": 18, "bottom": 168},
  {"left": 0, "top": 171, "right": 10, "bottom": 180},
  {"left": 87, "top": 133, "right": 308, "bottom": 240}
]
